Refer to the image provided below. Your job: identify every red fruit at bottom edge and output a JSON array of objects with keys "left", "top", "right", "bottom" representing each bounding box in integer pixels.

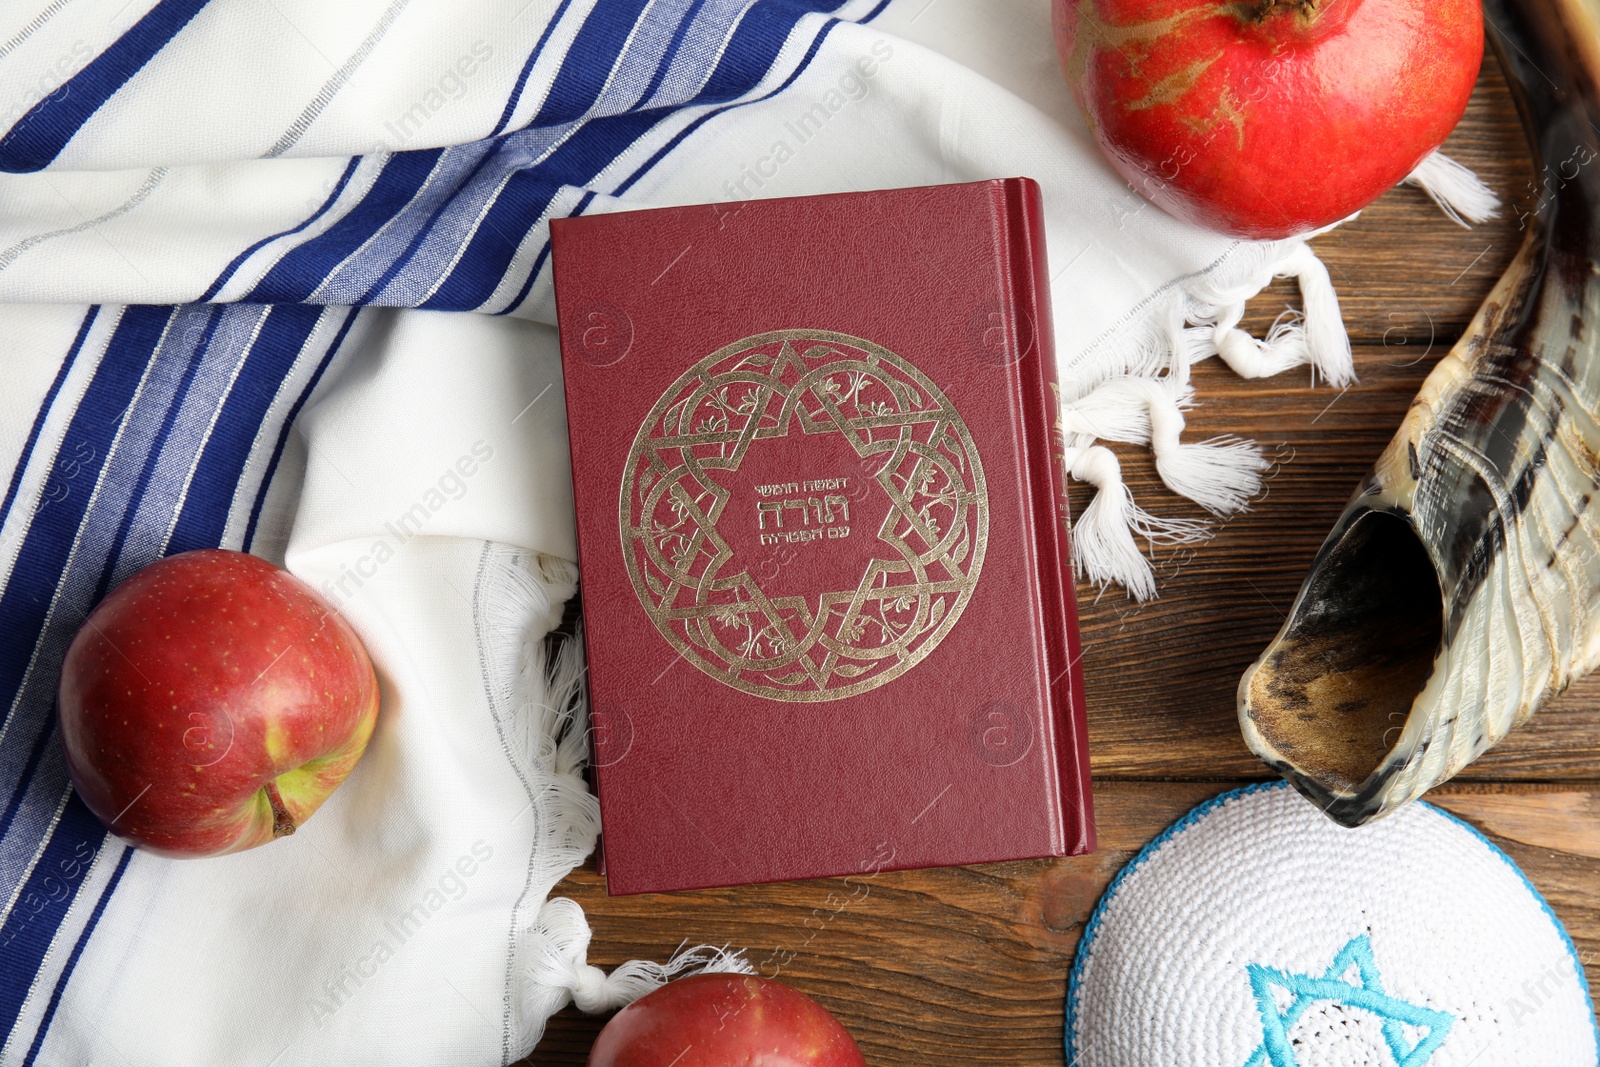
[
  {"left": 1054, "top": 0, "right": 1484, "bottom": 238},
  {"left": 587, "top": 974, "right": 868, "bottom": 1067}
]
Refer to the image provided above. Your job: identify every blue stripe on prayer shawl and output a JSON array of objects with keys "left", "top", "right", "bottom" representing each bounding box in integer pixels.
[
  {"left": 243, "top": 148, "right": 445, "bottom": 305},
  {"left": 0, "top": 0, "right": 212, "bottom": 173},
  {"left": 0, "top": 798, "right": 110, "bottom": 1048},
  {"left": 427, "top": 0, "right": 848, "bottom": 312},
  {"left": 244, "top": 0, "right": 845, "bottom": 314},
  {"left": 242, "top": 0, "right": 681, "bottom": 311},
  {"left": 612, "top": 3, "right": 846, "bottom": 198},
  {"left": 199, "top": 157, "right": 363, "bottom": 302},
  {"left": 480, "top": 0, "right": 850, "bottom": 314},
  {"left": 205, "top": 0, "right": 837, "bottom": 314},
  {"left": 166, "top": 303, "right": 326, "bottom": 554},
  {"left": 491, "top": 0, "right": 577, "bottom": 137},
  {"left": 0, "top": 306, "right": 170, "bottom": 716},
  {"left": 20, "top": 840, "right": 133, "bottom": 1067},
  {"left": 311, "top": 144, "right": 501, "bottom": 305},
  {"left": 0, "top": 723, "right": 58, "bottom": 867},
  {"left": 417, "top": 167, "right": 558, "bottom": 311},
  {"left": 697, "top": 0, "right": 838, "bottom": 100},
  {"left": 371, "top": 1, "right": 707, "bottom": 308},
  {"left": 528, "top": 0, "right": 652, "bottom": 127},
  {"left": 0, "top": 307, "right": 100, "bottom": 536},
  {"left": 347, "top": 0, "right": 676, "bottom": 308},
  {"left": 0, "top": 305, "right": 209, "bottom": 882},
  {"left": 636, "top": 0, "right": 710, "bottom": 108},
  {"left": 241, "top": 308, "right": 362, "bottom": 553},
  {"left": 351, "top": 144, "right": 511, "bottom": 306},
  {"left": 493, "top": 189, "right": 595, "bottom": 317},
  {"left": 88, "top": 305, "right": 222, "bottom": 604},
  {"left": 0, "top": 310, "right": 158, "bottom": 1035}
]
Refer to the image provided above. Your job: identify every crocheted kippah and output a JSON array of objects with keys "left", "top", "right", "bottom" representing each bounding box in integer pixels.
[{"left": 1067, "top": 782, "right": 1598, "bottom": 1066}]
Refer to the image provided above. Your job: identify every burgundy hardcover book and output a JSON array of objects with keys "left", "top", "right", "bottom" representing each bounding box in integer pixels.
[{"left": 550, "top": 178, "right": 1094, "bottom": 895}]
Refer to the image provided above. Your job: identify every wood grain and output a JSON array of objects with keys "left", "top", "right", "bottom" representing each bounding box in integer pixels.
[
  {"left": 528, "top": 783, "right": 1600, "bottom": 1066},
  {"left": 525, "top": 43, "right": 1600, "bottom": 1067},
  {"left": 1431, "top": 785, "right": 1600, "bottom": 860}
]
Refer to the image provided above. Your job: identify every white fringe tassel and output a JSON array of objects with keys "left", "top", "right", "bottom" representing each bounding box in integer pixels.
[
  {"left": 522, "top": 896, "right": 753, "bottom": 1017},
  {"left": 1058, "top": 152, "right": 1495, "bottom": 600},
  {"left": 1207, "top": 306, "right": 1311, "bottom": 381},
  {"left": 1063, "top": 377, "right": 1269, "bottom": 520},
  {"left": 1064, "top": 445, "right": 1208, "bottom": 602},
  {"left": 1276, "top": 244, "right": 1353, "bottom": 388},
  {"left": 1405, "top": 149, "right": 1502, "bottom": 227}
]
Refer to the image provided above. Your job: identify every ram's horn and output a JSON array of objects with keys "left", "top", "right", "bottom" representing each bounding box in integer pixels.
[{"left": 1238, "top": 0, "right": 1600, "bottom": 827}]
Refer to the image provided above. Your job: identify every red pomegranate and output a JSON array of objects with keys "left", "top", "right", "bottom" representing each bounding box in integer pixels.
[{"left": 1054, "top": 0, "right": 1484, "bottom": 238}]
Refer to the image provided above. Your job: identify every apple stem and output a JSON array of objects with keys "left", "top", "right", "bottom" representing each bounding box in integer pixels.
[{"left": 264, "top": 781, "right": 296, "bottom": 838}]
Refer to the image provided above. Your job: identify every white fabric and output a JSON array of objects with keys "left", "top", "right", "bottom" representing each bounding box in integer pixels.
[
  {"left": 1068, "top": 783, "right": 1599, "bottom": 1067},
  {"left": 20, "top": 316, "right": 603, "bottom": 1066},
  {"left": 0, "top": 2, "right": 1497, "bottom": 1065}
]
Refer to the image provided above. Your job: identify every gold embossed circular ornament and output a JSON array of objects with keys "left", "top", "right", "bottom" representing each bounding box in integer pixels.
[{"left": 620, "top": 330, "right": 988, "bottom": 702}]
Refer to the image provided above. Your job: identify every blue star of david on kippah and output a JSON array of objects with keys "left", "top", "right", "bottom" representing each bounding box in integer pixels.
[{"left": 1242, "top": 935, "right": 1454, "bottom": 1067}]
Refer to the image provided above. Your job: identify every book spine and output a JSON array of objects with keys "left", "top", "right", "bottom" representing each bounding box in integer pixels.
[{"left": 1000, "top": 177, "right": 1096, "bottom": 855}]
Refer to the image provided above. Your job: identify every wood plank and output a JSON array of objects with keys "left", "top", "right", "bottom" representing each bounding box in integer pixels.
[
  {"left": 1431, "top": 784, "right": 1600, "bottom": 860},
  {"left": 524, "top": 780, "right": 1600, "bottom": 1066}
]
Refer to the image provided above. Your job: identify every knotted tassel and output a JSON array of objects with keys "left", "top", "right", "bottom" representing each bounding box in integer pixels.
[
  {"left": 1208, "top": 306, "right": 1312, "bottom": 380},
  {"left": 1064, "top": 445, "right": 1208, "bottom": 601},
  {"left": 1064, "top": 379, "right": 1267, "bottom": 517},
  {"left": 1060, "top": 377, "right": 1183, "bottom": 445},
  {"left": 518, "top": 896, "right": 752, "bottom": 1051},
  {"left": 1405, "top": 149, "right": 1503, "bottom": 227},
  {"left": 1049, "top": 153, "right": 1496, "bottom": 599},
  {"left": 1276, "top": 243, "right": 1353, "bottom": 387},
  {"left": 1142, "top": 384, "right": 1268, "bottom": 515}
]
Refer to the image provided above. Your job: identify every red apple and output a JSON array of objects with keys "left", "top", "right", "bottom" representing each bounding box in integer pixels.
[
  {"left": 57, "top": 549, "right": 378, "bottom": 858},
  {"left": 1054, "top": 0, "right": 1483, "bottom": 238},
  {"left": 587, "top": 974, "right": 867, "bottom": 1067}
]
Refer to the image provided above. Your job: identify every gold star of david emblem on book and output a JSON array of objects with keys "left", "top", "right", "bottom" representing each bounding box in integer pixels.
[{"left": 620, "top": 329, "right": 989, "bottom": 702}]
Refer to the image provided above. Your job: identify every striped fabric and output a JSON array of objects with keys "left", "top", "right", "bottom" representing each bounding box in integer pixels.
[
  {"left": 0, "top": 1, "right": 888, "bottom": 1061},
  {"left": 0, "top": 301, "right": 358, "bottom": 1059}
]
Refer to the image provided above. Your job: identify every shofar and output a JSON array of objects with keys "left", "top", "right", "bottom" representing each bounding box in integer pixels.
[{"left": 1238, "top": 0, "right": 1600, "bottom": 827}]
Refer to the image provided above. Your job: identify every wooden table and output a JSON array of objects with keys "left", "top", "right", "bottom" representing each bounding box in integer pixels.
[{"left": 527, "top": 48, "right": 1600, "bottom": 1065}]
